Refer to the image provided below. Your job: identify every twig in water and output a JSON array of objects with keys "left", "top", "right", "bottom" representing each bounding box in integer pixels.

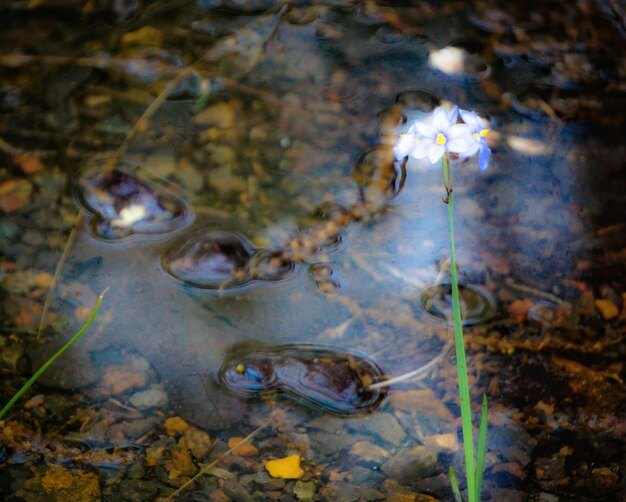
[
  {"left": 165, "top": 421, "right": 268, "bottom": 501},
  {"left": 504, "top": 278, "right": 568, "bottom": 306},
  {"left": 367, "top": 340, "right": 452, "bottom": 391}
]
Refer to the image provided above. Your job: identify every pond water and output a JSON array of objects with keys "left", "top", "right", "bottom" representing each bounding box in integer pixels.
[{"left": 1, "top": 1, "right": 625, "bottom": 501}]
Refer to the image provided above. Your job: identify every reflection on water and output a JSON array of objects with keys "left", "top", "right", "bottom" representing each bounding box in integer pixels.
[
  {"left": 0, "top": 0, "right": 625, "bottom": 500},
  {"left": 219, "top": 343, "right": 387, "bottom": 415},
  {"left": 77, "top": 163, "right": 193, "bottom": 240}
]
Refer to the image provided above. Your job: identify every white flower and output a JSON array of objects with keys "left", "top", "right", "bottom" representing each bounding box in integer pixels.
[
  {"left": 396, "top": 106, "right": 474, "bottom": 164},
  {"left": 459, "top": 109, "right": 492, "bottom": 171},
  {"left": 393, "top": 124, "right": 419, "bottom": 159}
]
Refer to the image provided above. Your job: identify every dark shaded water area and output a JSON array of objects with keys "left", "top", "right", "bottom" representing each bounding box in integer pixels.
[{"left": 1, "top": 1, "right": 625, "bottom": 500}]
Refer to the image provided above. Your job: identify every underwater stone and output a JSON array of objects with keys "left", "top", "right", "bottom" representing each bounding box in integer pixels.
[
  {"left": 219, "top": 344, "right": 387, "bottom": 415},
  {"left": 76, "top": 164, "right": 192, "bottom": 240}
]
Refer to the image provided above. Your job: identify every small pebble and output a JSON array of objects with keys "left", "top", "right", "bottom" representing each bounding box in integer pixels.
[
  {"left": 129, "top": 385, "right": 168, "bottom": 410},
  {"left": 193, "top": 101, "right": 236, "bottom": 129},
  {"left": 294, "top": 480, "right": 316, "bottom": 501},
  {"left": 349, "top": 441, "right": 390, "bottom": 463}
]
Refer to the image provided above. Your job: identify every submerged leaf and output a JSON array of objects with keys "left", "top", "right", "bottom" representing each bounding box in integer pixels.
[{"left": 264, "top": 454, "right": 304, "bottom": 479}]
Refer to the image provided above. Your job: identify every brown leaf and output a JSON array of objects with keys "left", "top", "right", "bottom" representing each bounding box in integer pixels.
[
  {"left": 0, "top": 178, "right": 32, "bottom": 212},
  {"left": 15, "top": 153, "right": 44, "bottom": 174}
]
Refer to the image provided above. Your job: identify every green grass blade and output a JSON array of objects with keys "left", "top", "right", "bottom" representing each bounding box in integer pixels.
[
  {"left": 448, "top": 466, "right": 463, "bottom": 502},
  {"left": 474, "top": 394, "right": 489, "bottom": 501},
  {"left": 0, "top": 288, "right": 107, "bottom": 420}
]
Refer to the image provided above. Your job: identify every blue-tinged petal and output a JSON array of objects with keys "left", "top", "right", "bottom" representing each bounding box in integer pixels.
[
  {"left": 432, "top": 107, "right": 450, "bottom": 131},
  {"left": 447, "top": 124, "right": 473, "bottom": 154},
  {"left": 459, "top": 109, "right": 480, "bottom": 131},
  {"left": 410, "top": 138, "right": 431, "bottom": 159},
  {"left": 447, "top": 123, "right": 471, "bottom": 139},
  {"left": 447, "top": 106, "right": 459, "bottom": 125},
  {"left": 449, "top": 137, "right": 475, "bottom": 155},
  {"left": 428, "top": 144, "right": 445, "bottom": 164},
  {"left": 415, "top": 120, "right": 436, "bottom": 138},
  {"left": 478, "top": 142, "right": 492, "bottom": 171}
]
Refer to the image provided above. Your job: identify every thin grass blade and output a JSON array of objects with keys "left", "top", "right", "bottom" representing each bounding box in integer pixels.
[
  {"left": 448, "top": 466, "right": 463, "bottom": 502},
  {"left": 0, "top": 288, "right": 107, "bottom": 420},
  {"left": 474, "top": 394, "right": 489, "bottom": 501}
]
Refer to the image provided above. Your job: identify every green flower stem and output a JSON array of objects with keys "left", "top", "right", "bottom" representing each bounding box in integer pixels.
[
  {"left": 0, "top": 288, "right": 107, "bottom": 420},
  {"left": 442, "top": 155, "right": 476, "bottom": 501}
]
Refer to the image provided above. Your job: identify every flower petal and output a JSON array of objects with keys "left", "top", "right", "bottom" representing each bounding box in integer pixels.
[
  {"left": 410, "top": 138, "right": 431, "bottom": 159},
  {"left": 478, "top": 142, "right": 492, "bottom": 171},
  {"left": 453, "top": 138, "right": 479, "bottom": 156},
  {"left": 459, "top": 109, "right": 479, "bottom": 131},
  {"left": 394, "top": 133, "right": 415, "bottom": 159},
  {"left": 432, "top": 107, "right": 451, "bottom": 131},
  {"left": 447, "top": 124, "right": 474, "bottom": 154},
  {"left": 428, "top": 144, "right": 445, "bottom": 164},
  {"left": 447, "top": 123, "right": 470, "bottom": 138},
  {"left": 447, "top": 106, "right": 459, "bottom": 125},
  {"left": 415, "top": 120, "right": 436, "bottom": 138}
]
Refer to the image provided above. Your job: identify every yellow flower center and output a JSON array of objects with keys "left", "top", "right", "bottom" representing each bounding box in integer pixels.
[
  {"left": 435, "top": 133, "right": 446, "bottom": 145},
  {"left": 473, "top": 129, "right": 489, "bottom": 141},
  {"left": 235, "top": 364, "right": 245, "bottom": 374}
]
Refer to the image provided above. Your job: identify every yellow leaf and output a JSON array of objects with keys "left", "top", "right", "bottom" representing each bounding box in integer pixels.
[
  {"left": 264, "top": 454, "right": 304, "bottom": 479},
  {"left": 228, "top": 436, "right": 259, "bottom": 457},
  {"left": 164, "top": 416, "right": 190, "bottom": 435},
  {"left": 595, "top": 299, "right": 619, "bottom": 320}
]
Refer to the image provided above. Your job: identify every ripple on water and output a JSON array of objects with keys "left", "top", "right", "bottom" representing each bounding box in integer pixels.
[
  {"left": 162, "top": 229, "right": 294, "bottom": 290},
  {"left": 509, "top": 85, "right": 607, "bottom": 122},
  {"left": 352, "top": 146, "right": 407, "bottom": 209},
  {"left": 418, "top": 281, "right": 497, "bottom": 326},
  {"left": 395, "top": 89, "right": 441, "bottom": 112},
  {"left": 75, "top": 163, "right": 192, "bottom": 241},
  {"left": 296, "top": 201, "right": 348, "bottom": 253},
  {"left": 219, "top": 344, "right": 387, "bottom": 415},
  {"left": 218, "top": 0, "right": 277, "bottom": 14},
  {"left": 375, "top": 25, "right": 406, "bottom": 45},
  {"left": 376, "top": 107, "right": 408, "bottom": 134},
  {"left": 309, "top": 263, "right": 341, "bottom": 296}
]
